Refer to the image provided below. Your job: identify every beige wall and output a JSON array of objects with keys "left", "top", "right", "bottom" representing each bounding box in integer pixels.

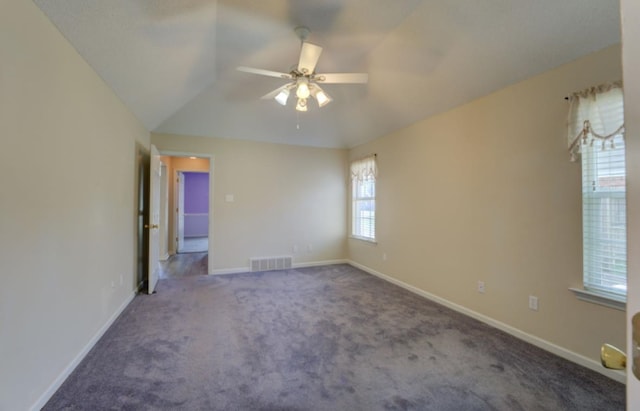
[
  {"left": 152, "top": 134, "right": 348, "bottom": 271},
  {"left": 1, "top": 1, "right": 629, "bottom": 408},
  {"left": 621, "top": 0, "right": 640, "bottom": 406},
  {"left": 348, "top": 45, "right": 625, "bottom": 367},
  {"left": 0, "top": 1, "right": 149, "bottom": 410}
]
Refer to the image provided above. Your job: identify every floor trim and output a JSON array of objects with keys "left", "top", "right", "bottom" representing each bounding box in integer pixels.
[
  {"left": 209, "top": 259, "right": 349, "bottom": 276},
  {"left": 347, "top": 260, "right": 626, "bottom": 384},
  {"left": 293, "top": 259, "right": 349, "bottom": 269},
  {"left": 30, "top": 292, "right": 136, "bottom": 411}
]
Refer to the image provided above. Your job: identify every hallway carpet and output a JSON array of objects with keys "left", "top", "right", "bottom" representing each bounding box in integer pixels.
[{"left": 44, "top": 262, "right": 624, "bottom": 410}]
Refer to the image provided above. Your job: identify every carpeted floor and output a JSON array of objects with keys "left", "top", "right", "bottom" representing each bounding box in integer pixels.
[{"left": 44, "top": 260, "right": 624, "bottom": 410}]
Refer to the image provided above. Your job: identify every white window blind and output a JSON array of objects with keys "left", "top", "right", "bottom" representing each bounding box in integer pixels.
[
  {"left": 351, "top": 155, "right": 377, "bottom": 241},
  {"left": 567, "top": 83, "right": 626, "bottom": 297}
]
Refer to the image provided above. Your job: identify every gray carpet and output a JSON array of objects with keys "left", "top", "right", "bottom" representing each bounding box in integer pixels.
[{"left": 44, "top": 263, "right": 624, "bottom": 410}]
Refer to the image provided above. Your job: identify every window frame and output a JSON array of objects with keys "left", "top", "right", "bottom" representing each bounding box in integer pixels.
[
  {"left": 350, "top": 156, "right": 377, "bottom": 243},
  {"left": 567, "top": 84, "right": 627, "bottom": 310},
  {"left": 351, "top": 177, "right": 376, "bottom": 242},
  {"left": 580, "top": 132, "right": 627, "bottom": 299}
]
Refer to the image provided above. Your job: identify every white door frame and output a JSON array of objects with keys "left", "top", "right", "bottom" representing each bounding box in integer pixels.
[
  {"left": 621, "top": 0, "right": 640, "bottom": 407},
  {"left": 147, "top": 144, "right": 161, "bottom": 294},
  {"left": 159, "top": 162, "right": 169, "bottom": 261},
  {"left": 176, "top": 170, "right": 185, "bottom": 253}
]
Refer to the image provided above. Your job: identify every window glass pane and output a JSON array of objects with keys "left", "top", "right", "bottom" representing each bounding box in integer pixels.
[
  {"left": 351, "top": 176, "right": 376, "bottom": 240},
  {"left": 582, "top": 133, "right": 626, "bottom": 296}
]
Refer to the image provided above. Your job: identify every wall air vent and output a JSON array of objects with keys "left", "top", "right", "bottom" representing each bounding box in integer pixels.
[{"left": 250, "top": 256, "right": 293, "bottom": 272}]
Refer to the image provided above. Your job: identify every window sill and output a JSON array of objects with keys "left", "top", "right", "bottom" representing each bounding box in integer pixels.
[
  {"left": 349, "top": 235, "right": 377, "bottom": 245},
  {"left": 569, "top": 287, "right": 626, "bottom": 311}
]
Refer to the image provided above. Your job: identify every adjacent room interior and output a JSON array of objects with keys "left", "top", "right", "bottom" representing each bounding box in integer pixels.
[
  {"left": 158, "top": 156, "right": 211, "bottom": 256},
  {"left": 2, "top": 1, "right": 640, "bottom": 410}
]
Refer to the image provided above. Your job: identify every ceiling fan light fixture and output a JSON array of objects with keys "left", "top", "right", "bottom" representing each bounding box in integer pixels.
[
  {"left": 274, "top": 88, "right": 290, "bottom": 105},
  {"left": 296, "top": 98, "right": 308, "bottom": 112},
  {"left": 296, "top": 78, "right": 310, "bottom": 99},
  {"left": 238, "top": 27, "right": 368, "bottom": 113},
  {"left": 314, "top": 89, "right": 332, "bottom": 107}
]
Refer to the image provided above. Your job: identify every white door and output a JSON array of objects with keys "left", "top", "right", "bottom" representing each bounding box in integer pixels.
[
  {"left": 147, "top": 144, "right": 161, "bottom": 294},
  {"left": 159, "top": 163, "right": 169, "bottom": 260},
  {"left": 622, "top": 0, "right": 640, "bottom": 407},
  {"left": 177, "top": 171, "right": 185, "bottom": 253}
]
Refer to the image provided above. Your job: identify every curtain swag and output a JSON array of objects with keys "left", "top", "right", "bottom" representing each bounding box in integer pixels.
[
  {"left": 350, "top": 155, "right": 377, "bottom": 181},
  {"left": 567, "top": 81, "right": 624, "bottom": 162}
]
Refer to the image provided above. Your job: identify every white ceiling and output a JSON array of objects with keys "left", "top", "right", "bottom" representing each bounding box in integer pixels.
[{"left": 33, "top": 0, "right": 620, "bottom": 148}]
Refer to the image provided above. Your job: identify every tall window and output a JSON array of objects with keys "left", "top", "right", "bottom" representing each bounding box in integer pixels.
[
  {"left": 350, "top": 155, "right": 377, "bottom": 241},
  {"left": 568, "top": 83, "right": 626, "bottom": 297}
]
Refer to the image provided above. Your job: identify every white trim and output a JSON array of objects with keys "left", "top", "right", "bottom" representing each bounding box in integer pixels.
[
  {"left": 160, "top": 252, "right": 170, "bottom": 261},
  {"left": 569, "top": 287, "right": 626, "bottom": 311},
  {"left": 208, "top": 259, "right": 349, "bottom": 276},
  {"left": 209, "top": 267, "right": 251, "bottom": 275},
  {"left": 30, "top": 292, "right": 136, "bottom": 411},
  {"left": 293, "top": 259, "right": 348, "bottom": 268},
  {"left": 349, "top": 235, "right": 377, "bottom": 244},
  {"left": 348, "top": 260, "right": 626, "bottom": 384}
]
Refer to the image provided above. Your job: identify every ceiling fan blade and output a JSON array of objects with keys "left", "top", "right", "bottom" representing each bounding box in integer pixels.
[
  {"left": 298, "top": 42, "right": 323, "bottom": 75},
  {"left": 260, "top": 83, "right": 295, "bottom": 100},
  {"left": 237, "top": 66, "right": 292, "bottom": 79},
  {"left": 314, "top": 73, "right": 368, "bottom": 84}
]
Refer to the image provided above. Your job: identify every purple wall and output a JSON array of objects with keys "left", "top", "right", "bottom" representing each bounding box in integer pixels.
[
  {"left": 184, "top": 172, "right": 209, "bottom": 213},
  {"left": 183, "top": 172, "right": 209, "bottom": 237}
]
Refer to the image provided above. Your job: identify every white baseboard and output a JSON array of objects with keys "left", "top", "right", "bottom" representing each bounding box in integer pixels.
[
  {"left": 209, "top": 259, "right": 349, "bottom": 276},
  {"left": 160, "top": 253, "right": 170, "bottom": 261},
  {"left": 30, "top": 292, "right": 136, "bottom": 411},
  {"left": 293, "top": 259, "right": 348, "bottom": 269},
  {"left": 209, "top": 267, "right": 250, "bottom": 275},
  {"left": 347, "top": 260, "right": 625, "bottom": 384}
]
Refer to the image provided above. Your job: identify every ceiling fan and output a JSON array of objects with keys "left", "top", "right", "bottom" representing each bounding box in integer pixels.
[{"left": 237, "top": 26, "right": 368, "bottom": 112}]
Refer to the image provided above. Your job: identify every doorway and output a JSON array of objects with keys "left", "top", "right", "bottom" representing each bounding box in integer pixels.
[
  {"left": 135, "top": 145, "right": 150, "bottom": 291},
  {"left": 158, "top": 155, "right": 211, "bottom": 258},
  {"left": 177, "top": 170, "right": 210, "bottom": 253}
]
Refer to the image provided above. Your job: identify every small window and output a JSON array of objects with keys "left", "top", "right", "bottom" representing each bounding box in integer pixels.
[
  {"left": 350, "top": 156, "right": 377, "bottom": 241},
  {"left": 582, "top": 129, "right": 627, "bottom": 296},
  {"left": 568, "top": 83, "right": 626, "bottom": 298}
]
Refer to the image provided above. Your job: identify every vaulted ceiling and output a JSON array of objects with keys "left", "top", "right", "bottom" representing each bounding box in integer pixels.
[{"left": 33, "top": 0, "right": 620, "bottom": 148}]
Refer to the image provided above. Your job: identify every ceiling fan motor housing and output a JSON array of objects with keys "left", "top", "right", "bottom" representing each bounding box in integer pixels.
[{"left": 294, "top": 26, "right": 311, "bottom": 42}]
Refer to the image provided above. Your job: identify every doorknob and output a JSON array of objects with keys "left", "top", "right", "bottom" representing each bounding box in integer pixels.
[
  {"left": 144, "top": 224, "right": 159, "bottom": 229},
  {"left": 601, "top": 343, "right": 626, "bottom": 370},
  {"left": 602, "top": 313, "right": 640, "bottom": 379}
]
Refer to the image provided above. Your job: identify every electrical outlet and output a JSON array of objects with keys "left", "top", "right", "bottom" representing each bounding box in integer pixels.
[
  {"left": 307, "top": 244, "right": 313, "bottom": 253},
  {"left": 529, "top": 295, "right": 539, "bottom": 311},
  {"left": 293, "top": 245, "right": 299, "bottom": 253},
  {"left": 111, "top": 280, "right": 115, "bottom": 289},
  {"left": 382, "top": 253, "right": 387, "bottom": 261},
  {"left": 477, "top": 281, "right": 485, "bottom": 294}
]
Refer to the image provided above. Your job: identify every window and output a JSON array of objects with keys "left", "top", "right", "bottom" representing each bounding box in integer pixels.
[
  {"left": 582, "top": 125, "right": 626, "bottom": 296},
  {"left": 568, "top": 83, "right": 626, "bottom": 300},
  {"left": 350, "top": 155, "right": 377, "bottom": 241}
]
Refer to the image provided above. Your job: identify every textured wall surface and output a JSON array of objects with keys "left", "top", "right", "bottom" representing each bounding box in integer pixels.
[
  {"left": 152, "top": 134, "right": 348, "bottom": 271},
  {"left": 0, "top": 1, "right": 149, "bottom": 410},
  {"left": 348, "top": 45, "right": 625, "bottom": 367}
]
